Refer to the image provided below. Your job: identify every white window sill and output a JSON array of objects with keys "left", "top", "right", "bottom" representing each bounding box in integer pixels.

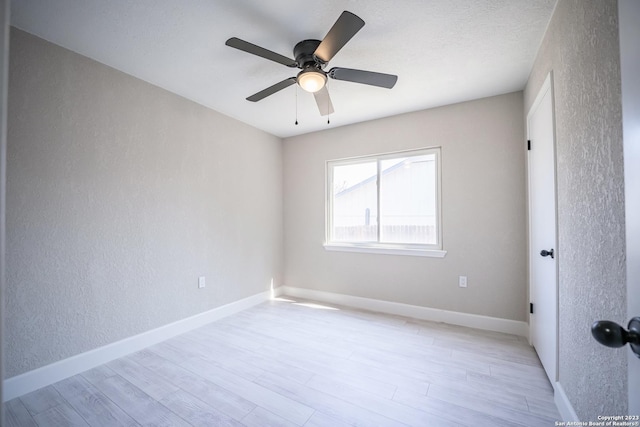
[{"left": 323, "top": 243, "right": 447, "bottom": 258}]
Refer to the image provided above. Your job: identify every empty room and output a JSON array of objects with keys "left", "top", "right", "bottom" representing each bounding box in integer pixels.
[{"left": 1, "top": 0, "right": 638, "bottom": 426}]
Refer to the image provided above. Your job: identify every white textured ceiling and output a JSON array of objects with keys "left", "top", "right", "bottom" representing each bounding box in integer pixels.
[{"left": 10, "top": 0, "right": 556, "bottom": 138}]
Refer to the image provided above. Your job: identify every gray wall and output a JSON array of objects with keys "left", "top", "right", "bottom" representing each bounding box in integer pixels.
[
  {"left": 524, "top": 0, "right": 626, "bottom": 418},
  {"left": 283, "top": 92, "right": 527, "bottom": 322},
  {"left": 6, "top": 28, "right": 283, "bottom": 378}
]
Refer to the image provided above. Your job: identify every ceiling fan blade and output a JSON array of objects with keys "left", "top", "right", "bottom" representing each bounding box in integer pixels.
[
  {"left": 314, "top": 11, "right": 365, "bottom": 63},
  {"left": 328, "top": 67, "right": 398, "bottom": 89},
  {"left": 226, "top": 37, "right": 297, "bottom": 67},
  {"left": 246, "top": 77, "right": 297, "bottom": 102},
  {"left": 313, "top": 86, "right": 335, "bottom": 116}
]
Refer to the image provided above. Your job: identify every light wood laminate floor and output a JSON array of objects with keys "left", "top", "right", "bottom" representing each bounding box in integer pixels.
[{"left": 5, "top": 296, "right": 561, "bottom": 426}]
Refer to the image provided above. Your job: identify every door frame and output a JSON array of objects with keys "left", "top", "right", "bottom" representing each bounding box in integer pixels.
[
  {"left": 619, "top": 0, "right": 640, "bottom": 414},
  {"left": 0, "top": 0, "right": 9, "bottom": 418},
  {"left": 526, "top": 72, "right": 560, "bottom": 384}
]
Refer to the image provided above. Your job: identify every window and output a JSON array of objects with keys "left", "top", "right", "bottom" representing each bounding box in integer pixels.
[{"left": 325, "top": 147, "right": 445, "bottom": 257}]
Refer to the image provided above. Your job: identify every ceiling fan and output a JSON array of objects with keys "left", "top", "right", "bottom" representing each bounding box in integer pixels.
[{"left": 225, "top": 11, "right": 398, "bottom": 116}]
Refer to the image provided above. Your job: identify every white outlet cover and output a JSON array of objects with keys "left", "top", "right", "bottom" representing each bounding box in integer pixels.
[
  {"left": 198, "top": 276, "right": 206, "bottom": 288},
  {"left": 459, "top": 276, "right": 468, "bottom": 287}
]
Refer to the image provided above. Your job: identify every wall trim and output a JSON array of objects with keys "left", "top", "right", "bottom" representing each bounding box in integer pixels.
[
  {"left": 3, "top": 290, "right": 273, "bottom": 401},
  {"left": 554, "top": 381, "right": 579, "bottom": 421},
  {"left": 280, "top": 286, "right": 529, "bottom": 338}
]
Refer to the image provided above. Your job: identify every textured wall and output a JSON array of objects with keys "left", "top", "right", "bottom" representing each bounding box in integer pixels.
[
  {"left": 283, "top": 92, "right": 527, "bottom": 322},
  {"left": 6, "top": 29, "right": 283, "bottom": 378},
  {"left": 524, "top": 0, "right": 626, "bottom": 419}
]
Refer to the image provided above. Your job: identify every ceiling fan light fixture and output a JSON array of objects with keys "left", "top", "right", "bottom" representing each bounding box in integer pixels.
[{"left": 297, "top": 69, "right": 327, "bottom": 93}]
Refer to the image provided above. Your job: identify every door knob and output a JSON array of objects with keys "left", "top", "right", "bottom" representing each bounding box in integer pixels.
[
  {"left": 540, "top": 248, "right": 554, "bottom": 258},
  {"left": 591, "top": 317, "right": 640, "bottom": 359}
]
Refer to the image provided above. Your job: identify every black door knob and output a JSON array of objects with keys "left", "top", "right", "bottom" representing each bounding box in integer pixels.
[
  {"left": 540, "top": 249, "right": 554, "bottom": 258},
  {"left": 591, "top": 317, "right": 640, "bottom": 358}
]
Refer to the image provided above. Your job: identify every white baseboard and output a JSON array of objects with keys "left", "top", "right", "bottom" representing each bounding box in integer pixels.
[
  {"left": 3, "top": 290, "right": 272, "bottom": 401},
  {"left": 280, "top": 286, "right": 529, "bottom": 338},
  {"left": 555, "top": 381, "right": 579, "bottom": 421}
]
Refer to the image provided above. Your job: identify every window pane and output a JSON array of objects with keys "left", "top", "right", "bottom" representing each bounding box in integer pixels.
[
  {"left": 379, "top": 154, "right": 437, "bottom": 244},
  {"left": 331, "top": 161, "right": 378, "bottom": 242}
]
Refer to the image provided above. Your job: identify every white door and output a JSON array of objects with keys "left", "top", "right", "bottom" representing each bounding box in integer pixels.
[
  {"left": 619, "top": 0, "right": 640, "bottom": 413},
  {"left": 527, "top": 73, "right": 558, "bottom": 386}
]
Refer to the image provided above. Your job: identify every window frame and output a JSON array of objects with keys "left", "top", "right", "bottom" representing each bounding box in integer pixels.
[{"left": 324, "top": 147, "right": 446, "bottom": 258}]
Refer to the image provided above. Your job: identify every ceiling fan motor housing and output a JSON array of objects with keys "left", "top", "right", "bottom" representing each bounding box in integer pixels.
[{"left": 294, "top": 39, "right": 325, "bottom": 69}]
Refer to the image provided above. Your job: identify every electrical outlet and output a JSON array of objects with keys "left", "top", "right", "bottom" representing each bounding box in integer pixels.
[
  {"left": 198, "top": 276, "right": 206, "bottom": 289},
  {"left": 458, "top": 276, "right": 468, "bottom": 288}
]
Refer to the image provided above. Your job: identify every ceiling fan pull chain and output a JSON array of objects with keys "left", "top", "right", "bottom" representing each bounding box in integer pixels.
[
  {"left": 327, "top": 82, "right": 330, "bottom": 124},
  {"left": 295, "top": 85, "right": 299, "bottom": 125}
]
